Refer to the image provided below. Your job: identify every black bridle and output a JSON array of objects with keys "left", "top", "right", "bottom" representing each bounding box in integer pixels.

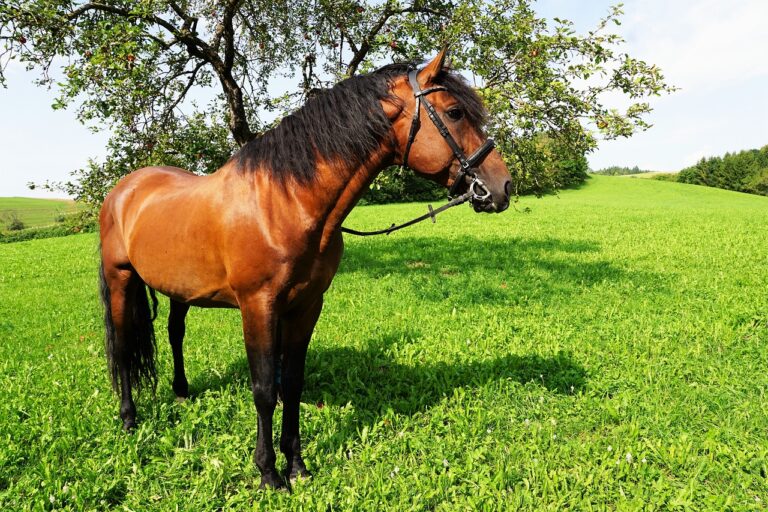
[{"left": 340, "top": 67, "right": 497, "bottom": 237}]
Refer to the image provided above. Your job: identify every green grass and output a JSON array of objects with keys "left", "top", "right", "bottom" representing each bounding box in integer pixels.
[
  {"left": 0, "top": 197, "right": 80, "bottom": 231},
  {"left": 1, "top": 176, "right": 767, "bottom": 510}
]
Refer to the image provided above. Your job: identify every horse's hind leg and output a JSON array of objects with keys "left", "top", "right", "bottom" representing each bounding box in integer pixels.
[
  {"left": 168, "top": 300, "right": 190, "bottom": 399},
  {"left": 100, "top": 264, "right": 141, "bottom": 429}
]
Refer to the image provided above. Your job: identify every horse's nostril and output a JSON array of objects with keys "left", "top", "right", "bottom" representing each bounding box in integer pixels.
[{"left": 504, "top": 180, "right": 512, "bottom": 198}]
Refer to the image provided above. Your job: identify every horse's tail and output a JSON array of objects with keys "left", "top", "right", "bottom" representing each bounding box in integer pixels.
[{"left": 99, "top": 255, "right": 159, "bottom": 394}]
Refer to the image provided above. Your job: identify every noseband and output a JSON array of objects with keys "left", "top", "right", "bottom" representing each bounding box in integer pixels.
[{"left": 401, "top": 69, "right": 496, "bottom": 200}]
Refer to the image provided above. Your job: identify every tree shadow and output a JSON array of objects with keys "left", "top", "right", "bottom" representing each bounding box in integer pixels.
[
  {"left": 335, "top": 234, "right": 665, "bottom": 305},
  {"left": 184, "top": 233, "right": 662, "bottom": 450},
  {"left": 195, "top": 327, "right": 586, "bottom": 421}
]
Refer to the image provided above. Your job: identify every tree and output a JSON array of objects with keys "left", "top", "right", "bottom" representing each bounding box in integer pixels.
[
  {"left": 677, "top": 145, "right": 768, "bottom": 197},
  {"left": 1, "top": 0, "right": 674, "bottom": 210}
]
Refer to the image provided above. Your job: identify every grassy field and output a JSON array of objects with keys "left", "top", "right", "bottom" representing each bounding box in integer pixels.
[
  {"left": 0, "top": 197, "right": 79, "bottom": 231},
  {"left": 1, "top": 176, "right": 767, "bottom": 510}
]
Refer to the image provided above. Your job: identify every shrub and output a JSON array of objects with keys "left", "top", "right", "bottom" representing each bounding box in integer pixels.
[{"left": 3, "top": 212, "right": 26, "bottom": 231}]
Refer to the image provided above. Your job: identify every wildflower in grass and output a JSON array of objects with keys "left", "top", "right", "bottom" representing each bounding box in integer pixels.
[
  {"left": 524, "top": 419, "right": 531, "bottom": 427},
  {"left": 442, "top": 459, "right": 449, "bottom": 468},
  {"left": 626, "top": 453, "right": 633, "bottom": 463},
  {"left": 641, "top": 457, "right": 647, "bottom": 464},
  {"left": 607, "top": 445, "right": 613, "bottom": 452}
]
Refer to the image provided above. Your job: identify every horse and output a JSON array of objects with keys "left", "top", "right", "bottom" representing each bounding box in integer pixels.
[{"left": 98, "top": 49, "right": 512, "bottom": 489}]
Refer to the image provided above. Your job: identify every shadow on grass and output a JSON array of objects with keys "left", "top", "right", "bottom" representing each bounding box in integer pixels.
[
  {"left": 334, "top": 234, "right": 665, "bottom": 305},
  {"left": 196, "top": 330, "right": 586, "bottom": 418}
]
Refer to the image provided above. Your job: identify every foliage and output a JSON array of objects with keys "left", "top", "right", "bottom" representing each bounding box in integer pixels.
[
  {"left": 1, "top": 1, "right": 673, "bottom": 207},
  {"left": 2, "top": 177, "right": 767, "bottom": 509},
  {"left": 1, "top": 211, "right": 25, "bottom": 231},
  {"left": 677, "top": 145, "right": 768, "bottom": 197},
  {"left": 361, "top": 168, "right": 445, "bottom": 205},
  {"left": 592, "top": 165, "right": 652, "bottom": 176},
  {"left": 651, "top": 172, "right": 677, "bottom": 182}
]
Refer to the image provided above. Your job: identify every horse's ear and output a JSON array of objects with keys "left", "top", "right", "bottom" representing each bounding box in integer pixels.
[{"left": 417, "top": 47, "right": 449, "bottom": 85}]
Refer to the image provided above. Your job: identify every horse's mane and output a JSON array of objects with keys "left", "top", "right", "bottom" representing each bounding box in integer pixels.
[{"left": 233, "top": 62, "right": 487, "bottom": 182}]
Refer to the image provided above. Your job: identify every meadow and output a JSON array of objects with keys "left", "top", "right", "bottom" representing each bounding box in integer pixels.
[
  {"left": 1, "top": 176, "right": 766, "bottom": 510},
  {"left": 0, "top": 197, "right": 79, "bottom": 231}
]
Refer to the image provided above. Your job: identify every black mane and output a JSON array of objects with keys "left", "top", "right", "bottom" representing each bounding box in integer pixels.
[{"left": 234, "top": 62, "right": 487, "bottom": 181}]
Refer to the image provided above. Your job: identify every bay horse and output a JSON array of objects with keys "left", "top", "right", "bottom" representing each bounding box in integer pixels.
[{"left": 99, "top": 49, "right": 511, "bottom": 489}]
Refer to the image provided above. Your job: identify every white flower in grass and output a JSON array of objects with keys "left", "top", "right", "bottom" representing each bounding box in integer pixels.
[
  {"left": 49, "top": 496, "right": 55, "bottom": 504},
  {"left": 626, "top": 453, "right": 633, "bottom": 464},
  {"left": 524, "top": 419, "right": 531, "bottom": 427},
  {"left": 641, "top": 457, "right": 647, "bottom": 464},
  {"left": 552, "top": 434, "right": 557, "bottom": 440},
  {"left": 607, "top": 445, "right": 613, "bottom": 452},
  {"left": 442, "top": 459, "right": 449, "bottom": 468}
]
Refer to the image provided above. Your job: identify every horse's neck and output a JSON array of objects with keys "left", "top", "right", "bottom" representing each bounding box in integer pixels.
[{"left": 314, "top": 146, "right": 394, "bottom": 248}]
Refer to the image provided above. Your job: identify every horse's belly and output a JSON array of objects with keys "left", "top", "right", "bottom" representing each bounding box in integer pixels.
[{"left": 124, "top": 209, "right": 235, "bottom": 306}]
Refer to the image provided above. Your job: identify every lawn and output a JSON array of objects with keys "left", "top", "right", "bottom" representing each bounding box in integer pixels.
[
  {"left": 1, "top": 176, "right": 766, "bottom": 510},
  {"left": 0, "top": 197, "right": 80, "bottom": 231}
]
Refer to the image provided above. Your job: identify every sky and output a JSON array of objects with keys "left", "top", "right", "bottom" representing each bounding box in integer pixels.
[{"left": 1, "top": 0, "right": 766, "bottom": 198}]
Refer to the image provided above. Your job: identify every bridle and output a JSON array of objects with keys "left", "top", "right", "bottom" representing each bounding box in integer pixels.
[
  {"left": 401, "top": 68, "right": 496, "bottom": 202},
  {"left": 340, "top": 67, "right": 498, "bottom": 237}
]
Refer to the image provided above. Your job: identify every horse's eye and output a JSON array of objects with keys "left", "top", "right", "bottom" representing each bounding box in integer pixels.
[{"left": 446, "top": 108, "right": 464, "bottom": 121}]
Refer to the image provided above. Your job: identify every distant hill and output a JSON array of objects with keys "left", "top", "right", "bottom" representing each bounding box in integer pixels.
[{"left": 0, "top": 197, "right": 80, "bottom": 231}]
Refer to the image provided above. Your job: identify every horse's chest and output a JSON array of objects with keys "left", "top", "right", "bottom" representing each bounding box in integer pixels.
[{"left": 285, "top": 240, "right": 343, "bottom": 306}]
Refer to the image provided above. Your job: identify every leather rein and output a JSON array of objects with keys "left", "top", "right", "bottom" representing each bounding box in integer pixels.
[{"left": 340, "top": 68, "right": 496, "bottom": 237}]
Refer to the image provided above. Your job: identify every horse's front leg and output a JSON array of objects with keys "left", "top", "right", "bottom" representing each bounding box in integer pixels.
[
  {"left": 280, "top": 297, "right": 324, "bottom": 482},
  {"left": 240, "top": 295, "right": 283, "bottom": 489}
]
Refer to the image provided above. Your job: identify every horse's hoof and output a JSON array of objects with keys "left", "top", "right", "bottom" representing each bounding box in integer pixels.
[
  {"left": 175, "top": 396, "right": 187, "bottom": 403},
  {"left": 285, "top": 467, "right": 312, "bottom": 484},
  {"left": 258, "top": 472, "right": 286, "bottom": 491},
  {"left": 122, "top": 419, "right": 137, "bottom": 431}
]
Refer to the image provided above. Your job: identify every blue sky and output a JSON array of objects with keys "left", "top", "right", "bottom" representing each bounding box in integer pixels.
[{"left": 1, "top": 0, "right": 766, "bottom": 198}]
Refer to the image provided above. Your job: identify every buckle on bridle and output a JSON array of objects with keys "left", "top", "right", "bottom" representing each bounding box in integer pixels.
[{"left": 469, "top": 178, "right": 491, "bottom": 202}]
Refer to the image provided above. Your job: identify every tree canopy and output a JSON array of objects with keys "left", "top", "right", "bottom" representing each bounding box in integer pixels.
[
  {"left": 1, "top": 0, "right": 674, "bottom": 207},
  {"left": 677, "top": 145, "right": 768, "bottom": 197}
]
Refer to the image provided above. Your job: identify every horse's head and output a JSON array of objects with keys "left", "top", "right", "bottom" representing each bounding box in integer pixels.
[{"left": 387, "top": 49, "right": 512, "bottom": 213}]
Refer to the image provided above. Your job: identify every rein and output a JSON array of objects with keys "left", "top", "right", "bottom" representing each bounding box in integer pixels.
[
  {"left": 341, "top": 68, "right": 496, "bottom": 237},
  {"left": 340, "top": 189, "right": 473, "bottom": 237}
]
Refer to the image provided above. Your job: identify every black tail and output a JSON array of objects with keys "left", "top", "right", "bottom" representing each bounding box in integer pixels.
[{"left": 99, "top": 259, "right": 159, "bottom": 394}]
